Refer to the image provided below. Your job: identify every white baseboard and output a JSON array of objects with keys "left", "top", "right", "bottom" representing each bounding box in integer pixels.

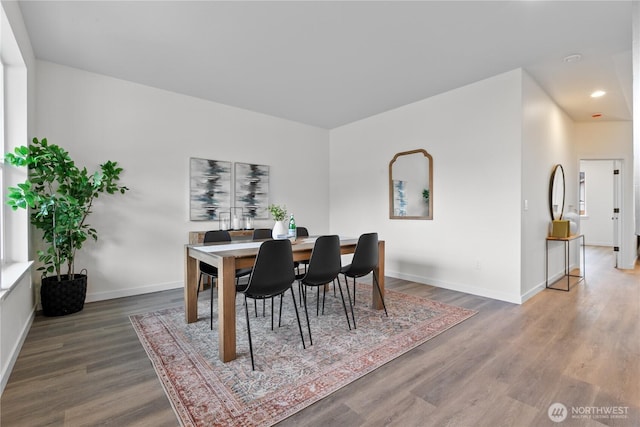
[
  {"left": 1, "top": 308, "right": 35, "bottom": 395},
  {"left": 546, "top": 268, "right": 574, "bottom": 286},
  {"left": 85, "top": 281, "right": 183, "bottom": 303},
  {"left": 521, "top": 266, "right": 580, "bottom": 301},
  {"left": 585, "top": 241, "right": 613, "bottom": 247},
  {"left": 387, "top": 267, "right": 587, "bottom": 305},
  {"left": 386, "top": 270, "right": 522, "bottom": 304},
  {"left": 520, "top": 282, "right": 545, "bottom": 303}
]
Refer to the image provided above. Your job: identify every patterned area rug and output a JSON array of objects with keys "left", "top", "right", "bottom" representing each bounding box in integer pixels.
[{"left": 130, "top": 283, "right": 477, "bottom": 426}]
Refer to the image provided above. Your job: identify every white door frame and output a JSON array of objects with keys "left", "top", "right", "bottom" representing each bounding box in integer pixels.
[
  {"left": 578, "top": 158, "right": 624, "bottom": 268},
  {"left": 612, "top": 159, "right": 623, "bottom": 268}
]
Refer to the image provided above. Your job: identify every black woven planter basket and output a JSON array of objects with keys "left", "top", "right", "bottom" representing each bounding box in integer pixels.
[{"left": 41, "top": 274, "right": 87, "bottom": 317}]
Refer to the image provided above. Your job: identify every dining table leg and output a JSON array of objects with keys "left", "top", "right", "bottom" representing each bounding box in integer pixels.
[
  {"left": 218, "top": 256, "right": 238, "bottom": 362},
  {"left": 185, "top": 247, "right": 198, "bottom": 323},
  {"left": 372, "top": 240, "right": 385, "bottom": 310}
]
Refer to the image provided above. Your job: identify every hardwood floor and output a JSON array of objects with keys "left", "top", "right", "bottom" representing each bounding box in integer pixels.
[{"left": 2, "top": 246, "right": 638, "bottom": 426}]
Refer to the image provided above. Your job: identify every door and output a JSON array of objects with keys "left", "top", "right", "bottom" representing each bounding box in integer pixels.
[
  {"left": 612, "top": 160, "right": 622, "bottom": 268},
  {"left": 579, "top": 159, "right": 623, "bottom": 268}
]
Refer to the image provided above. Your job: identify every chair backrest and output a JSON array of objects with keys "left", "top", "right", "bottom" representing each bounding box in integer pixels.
[
  {"left": 296, "top": 226, "right": 309, "bottom": 237},
  {"left": 302, "top": 235, "right": 342, "bottom": 285},
  {"left": 244, "top": 239, "right": 295, "bottom": 297},
  {"left": 252, "top": 228, "right": 272, "bottom": 240},
  {"left": 204, "top": 230, "right": 232, "bottom": 243},
  {"left": 348, "top": 232, "right": 379, "bottom": 276}
]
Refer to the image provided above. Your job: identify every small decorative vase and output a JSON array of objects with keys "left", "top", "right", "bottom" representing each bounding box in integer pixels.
[{"left": 272, "top": 220, "right": 287, "bottom": 239}]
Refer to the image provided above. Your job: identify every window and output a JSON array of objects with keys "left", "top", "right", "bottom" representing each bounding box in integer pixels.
[
  {"left": 1, "top": 52, "right": 5, "bottom": 265},
  {"left": 1, "top": 30, "right": 6, "bottom": 267},
  {"left": 579, "top": 171, "right": 586, "bottom": 216},
  {"left": 1, "top": 4, "right": 30, "bottom": 291}
]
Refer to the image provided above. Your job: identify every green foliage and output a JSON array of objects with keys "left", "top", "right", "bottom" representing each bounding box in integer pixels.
[
  {"left": 267, "top": 204, "right": 287, "bottom": 221},
  {"left": 422, "top": 189, "right": 430, "bottom": 202},
  {"left": 4, "top": 137, "right": 129, "bottom": 280}
]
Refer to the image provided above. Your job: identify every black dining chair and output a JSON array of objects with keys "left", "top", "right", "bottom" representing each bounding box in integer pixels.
[
  {"left": 252, "top": 228, "right": 272, "bottom": 240},
  {"left": 341, "top": 232, "right": 388, "bottom": 329},
  {"left": 239, "top": 239, "right": 307, "bottom": 370},
  {"left": 296, "top": 227, "right": 309, "bottom": 238},
  {"left": 297, "top": 235, "right": 352, "bottom": 346},
  {"left": 294, "top": 226, "right": 310, "bottom": 274},
  {"left": 198, "top": 230, "right": 252, "bottom": 330},
  {"left": 249, "top": 228, "right": 275, "bottom": 316}
]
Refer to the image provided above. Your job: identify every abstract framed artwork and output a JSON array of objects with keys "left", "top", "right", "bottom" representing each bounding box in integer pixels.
[
  {"left": 189, "top": 158, "right": 232, "bottom": 221},
  {"left": 234, "top": 162, "right": 269, "bottom": 219}
]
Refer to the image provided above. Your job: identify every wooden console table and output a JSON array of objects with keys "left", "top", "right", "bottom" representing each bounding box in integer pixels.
[{"left": 545, "top": 234, "right": 585, "bottom": 291}]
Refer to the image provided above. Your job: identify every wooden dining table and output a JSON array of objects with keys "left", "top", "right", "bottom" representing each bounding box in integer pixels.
[{"left": 184, "top": 236, "right": 385, "bottom": 362}]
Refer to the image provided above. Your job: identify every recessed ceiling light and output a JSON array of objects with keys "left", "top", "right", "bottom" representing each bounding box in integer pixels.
[
  {"left": 563, "top": 54, "right": 582, "bottom": 63},
  {"left": 591, "top": 90, "right": 606, "bottom": 98},
  {"left": 592, "top": 113, "right": 603, "bottom": 119}
]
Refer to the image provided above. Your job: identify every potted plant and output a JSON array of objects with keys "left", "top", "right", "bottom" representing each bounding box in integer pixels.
[
  {"left": 422, "top": 188, "right": 430, "bottom": 203},
  {"left": 267, "top": 204, "right": 287, "bottom": 239},
  {"left": 5, "top": 137, "right": 129, "bottom": 316}
]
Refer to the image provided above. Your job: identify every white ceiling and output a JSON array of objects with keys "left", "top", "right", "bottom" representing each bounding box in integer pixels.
[{"left": 18, "top": 1, "right": 633, "bottom": 129}]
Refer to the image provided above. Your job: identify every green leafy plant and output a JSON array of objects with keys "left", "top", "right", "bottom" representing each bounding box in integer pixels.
[
  {"left": 422, "top": 189, "right": 430, "bottom": 203},
  {"left": 5, "top": 137, "right": 129, "bottom": 281},
  {"left": 267, "top": 204, "right": 287, "bottom": 221}
]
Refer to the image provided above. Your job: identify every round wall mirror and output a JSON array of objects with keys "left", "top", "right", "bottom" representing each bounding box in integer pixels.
[
  {"left": 389, "top": 149, "right": 433, "bottom": 220},
  {"left": 549, "top": 164, "right": 565, "bottom": 221}
]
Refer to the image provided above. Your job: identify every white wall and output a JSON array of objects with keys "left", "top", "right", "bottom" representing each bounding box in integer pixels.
[
  {"left": 35, "top": 60, "right": 330, "bottom": 301},
  {"left": 520, "top": 71, "right": 577, "bottom": 299},
  {"left": 580, "top": 160, "right": 614, "bottom": 246},
  {"left": 0, "top": 0, "right": 36, "bottom": 395},
  {"left": 634, "top": 1, "right": 640, "bottom": 237},
  {"left": 0, "top": 272, "right": 32, "bottom": 393},
  {"left": 575, "top": 122, "right": 636, "bottom": 269},
  {"left": 330, "top": 70, "right": 523, "bottom": 303}
]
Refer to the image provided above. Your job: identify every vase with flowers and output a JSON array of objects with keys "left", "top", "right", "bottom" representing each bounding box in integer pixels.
[{"left": 267, "top": 204, "right": 288, "bottom": 239}]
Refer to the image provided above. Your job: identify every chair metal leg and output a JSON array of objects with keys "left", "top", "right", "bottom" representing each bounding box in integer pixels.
[
  {"left": 210, "top": 276, "right": 215, "bottom": 330},
  {"left": 343, "top": 275, "right": 356, "bottom": 306},
  {"left": 290, "top": 288, "right": 307, "bottom": 349},
  {"left": 300, "top": 285, "right": 313, "bottom": 346},
  {"left": 335, "top": 276, "right": 352, "bottom": 330},
  {"left": 198, "top": 272, "right": 203, "bottom": 297},
  {"left": 372, "top": 273, "right": 388, "bottom": 316},
  {"left": 240, "top": 277, "right": 259, "bottom": 318},
  {"left": 322, "top": 283, "right": 327, "bottom": 315},
  {"left": 316, "top": 287, "right": 320, "bottom": 316},
  {"left": 343, "top": 276, "right": 356, "bottom": 329},
  {"left": 271, "top": 297, "right": 274, "bottom": 331},
  {"left": 353, "top": 277, "right": 356, "bottom": 306},
  {"left": 278, "top": 294, "right": 284, "bottom": 327},
  {"left": 244, "top": 296, "right": 255, "bottom": 371}
]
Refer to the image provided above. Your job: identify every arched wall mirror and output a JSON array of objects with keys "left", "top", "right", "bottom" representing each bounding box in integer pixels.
[
  {"left": 549, "top": 164, "right": 565, "bottom": 221},
  {"left": 389, "top": 149, "right": 433, "bottom": 220}
]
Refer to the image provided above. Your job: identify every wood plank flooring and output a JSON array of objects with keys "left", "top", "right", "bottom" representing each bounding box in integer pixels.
[{"left": 1, "top": 246, "right": 638, "bottom": 426}]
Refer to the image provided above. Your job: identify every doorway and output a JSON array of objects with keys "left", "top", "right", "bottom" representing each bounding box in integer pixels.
[{"left": 579, "top": 159, "right": 623, "bottom": 267}]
